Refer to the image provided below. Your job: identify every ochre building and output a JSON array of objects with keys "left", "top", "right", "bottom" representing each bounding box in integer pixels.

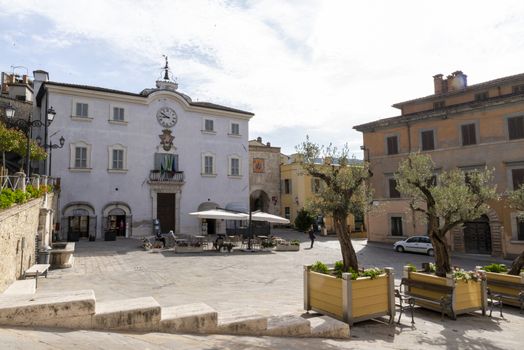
[{"left": 354, "top": 71, "right": 524, "bottom": 259}]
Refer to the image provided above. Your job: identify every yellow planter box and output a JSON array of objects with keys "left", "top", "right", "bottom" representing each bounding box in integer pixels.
[
  {"left": 304, "top": 265, "right": 395, "bottom": 325},
  {"left": 405, "top": 269, "right": 486, "bottom": 316},
  {"left": 485, "top": 272, "right": 524, "bottom": 307}
]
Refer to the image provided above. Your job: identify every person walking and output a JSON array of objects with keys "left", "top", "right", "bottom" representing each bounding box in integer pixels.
[{"left": 308, "top": 226, "right": 316, "bottom": 248}]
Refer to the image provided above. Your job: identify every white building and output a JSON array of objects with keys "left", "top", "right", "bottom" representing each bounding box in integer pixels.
[{"left": 32, "top": 67, "right": 253, "bottom": 240}]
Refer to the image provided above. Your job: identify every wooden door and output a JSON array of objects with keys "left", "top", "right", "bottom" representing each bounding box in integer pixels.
[
  {"left": 157, "top": 193, "right": 176, "bottom": 233},
  {"left": 464, "top": 216, "right": 491, "bottom": 254}
]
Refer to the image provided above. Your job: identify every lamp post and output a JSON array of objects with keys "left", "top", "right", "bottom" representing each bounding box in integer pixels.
[
  {"left": 2, "top": 103, "right": 56, "bottom": 177},
  {"left": 360, "top": 145, "right": 370, "bottom": 162},
  {"left": 36, "top": 135, "right": 65, "bottom": 177}
]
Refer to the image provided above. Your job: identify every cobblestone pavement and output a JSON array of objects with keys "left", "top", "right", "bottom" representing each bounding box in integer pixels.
[{"left": 27, "top": 229, "right": 524, "bottom": 349}]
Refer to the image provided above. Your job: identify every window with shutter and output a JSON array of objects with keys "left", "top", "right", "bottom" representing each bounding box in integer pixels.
[
  {"left": 518, "top": 218, "right": 524, "bottom": 241},
  {"left": 391, "top": 217, "right": 403, "bottom": 236},
  {"left": 512, "top": 168, "right": 524, "bottom": 190},
  {"left": 421, "top": 130, "right": 435, "bottom": 151},
  {"left": 508, "top": 116, "right": 524, "bottom": 140},
  {"left": 386, "top": 136, "right": 399, "bottom": 155},
  {"left": 389, "top": 178, "right": 400, "bottom": 198},
  {"left": 461, "top": 123, "right": 476, "bottom": 146}
]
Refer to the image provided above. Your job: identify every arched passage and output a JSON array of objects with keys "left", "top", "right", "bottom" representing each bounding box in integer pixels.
[
  {"left": 250, "top": 190, "right": 269, "bottom": 212},
  {"left": 62, "top": 202, "right": 96, "bottom": 241},
  {"left": 102, "top": 202, "right": 132, "bottom": 238}
]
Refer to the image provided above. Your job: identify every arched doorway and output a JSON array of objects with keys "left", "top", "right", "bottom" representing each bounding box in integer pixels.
[
  {"left": 197, "top": 201, "right": 219, "bottom": 235},
  {"left": 102, "top": 202, "right": 132, "bottom": 238},
  {"left": 463, "top": 215, "right": 492, "bottom": 254},
  {"left": 250, "top": 190, "right": 269, "bottom": 212},
  {"left": 62, "top": 202, "right": 96, "bottom": 241}
]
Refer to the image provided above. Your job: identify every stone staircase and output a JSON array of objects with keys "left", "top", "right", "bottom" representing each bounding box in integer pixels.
[{"left": 0, "top": 289, "right": 349, "bottom": 338}]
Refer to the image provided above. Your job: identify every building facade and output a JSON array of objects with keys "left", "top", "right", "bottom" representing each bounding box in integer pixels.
[
  {"left": 248, "top": 137, "right": 281, "bottom": 215},
  {"left": 280, "top": 154, "right": 362, "bottom": 234},
  {"left": 354, "top": 71, "right": 524, "bottom": 258},
  {"left": 33, "top": 69, "right": 253, "bottom": 240}
]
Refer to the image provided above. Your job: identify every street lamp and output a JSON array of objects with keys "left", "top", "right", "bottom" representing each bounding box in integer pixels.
[
  {"left": 36, "top": 135, "right": 65, "bottom": 177},
  {"left": 2, "top": 103, "right": 57, "bottom": 177}
]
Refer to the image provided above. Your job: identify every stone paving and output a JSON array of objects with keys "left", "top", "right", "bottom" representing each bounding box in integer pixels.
[{"left": 16, "top": 229, "right": 524, "bottom": 349}]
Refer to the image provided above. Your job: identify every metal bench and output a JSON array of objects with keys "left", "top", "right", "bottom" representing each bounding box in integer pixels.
[
  {"left": 396, "top": 277, "right": 455, "bottom": 323},
  {"left": 24, "top": 264, "right": 50, "bottom": 288},
  {"left": 487, "top": 279, "right": 524, "bottom": 317}
]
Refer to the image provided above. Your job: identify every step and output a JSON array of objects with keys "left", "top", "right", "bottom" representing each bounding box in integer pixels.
[
  {"left": 264, "top": 314, "right": 311, "bottom": 337},
  {"left": 0, "top": 289, "right": 95, "bottom": 328},
  {"left": 93, "top": 296, "right": 161, "bottom": 331},
  {"left": 216, "top": 308, "right": 267, "bottom": 335},
  {"left": 2, "top": 280, "right": 36, "bottom": 296},
  {"left": 308, "top": 315, "right": 350, "bottom": 339},
  {"left": 161, "top": 303, "right": 218, "bottom": 333}
]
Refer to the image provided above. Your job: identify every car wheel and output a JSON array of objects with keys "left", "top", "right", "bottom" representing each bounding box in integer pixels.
[
  {"left": 396, "top": 245, "right": 405, "bottom": 253},
  {"left": 427, "top": 248, "right": 434, "bottom": 256}
]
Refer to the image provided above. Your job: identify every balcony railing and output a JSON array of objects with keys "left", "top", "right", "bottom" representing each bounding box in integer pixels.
[{"left": 149, "top": 170, "right": 184, "bottom": 183}]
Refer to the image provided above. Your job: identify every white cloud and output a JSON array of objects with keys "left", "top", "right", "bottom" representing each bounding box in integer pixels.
[{"left": 2, "top": 0, "right": 524, "bottom": 154}]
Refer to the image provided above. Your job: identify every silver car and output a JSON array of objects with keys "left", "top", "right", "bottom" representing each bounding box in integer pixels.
[{"left": 393, "top": 236, "right": 434, "bottom": 256}]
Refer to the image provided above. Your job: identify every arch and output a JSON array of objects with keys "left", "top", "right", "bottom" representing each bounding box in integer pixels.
[
  {"left": 250, "top": 190, "right": 269, "bottom": 212},
  {"left": 454, "top": 207, "right": 503, "bottom": 257},
  {"left": 102, "top": 202, "right": 132, "bottom": 217},
  {"left": 198, "top": 201, "right": 219, "bottom": 211},
  {"left": 62, "top": 201, "right": 95, "bottom": 216}
]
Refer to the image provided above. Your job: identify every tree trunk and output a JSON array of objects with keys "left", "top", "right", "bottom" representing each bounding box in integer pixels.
[
  {"left": 428, "top": 215, "right": 451, "bottom": 277},
  {"left": 508, "top": 250, "right": 524, "bottom": 275},
  {"left": 333, "top": 213, "right": 358, "bottom": 271}
]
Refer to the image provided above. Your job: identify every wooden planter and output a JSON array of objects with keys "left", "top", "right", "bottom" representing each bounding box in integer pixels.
[
  {"left": 484, "top": 271, "right": 524, "bottom": 307},
  {"left": 174, "top": 246, "right": 204, "bottom": 253},
  {"left": 304, "top": 265, "right": 395, "bottom": 325},
  {"left": 404, "top": 267, "right": 487, "bottom": 316},
  {"left": 275, "top": 244, "right": 300, "bottom": 251}
]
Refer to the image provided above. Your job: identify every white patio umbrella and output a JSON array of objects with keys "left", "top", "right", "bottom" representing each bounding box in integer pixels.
[
  {"left": 251, "top": 211, "right": 290, "bottom": 224},
  {"left": 189, "top": 209, "right": 249, "bottom": 220}
]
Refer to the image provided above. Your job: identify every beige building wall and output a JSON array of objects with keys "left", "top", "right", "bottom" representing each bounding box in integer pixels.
[
  {"left": 249, "top": 138, "right": 281, "bottom": 215},
  {"left": 356, "top": 71, "right": 524, "bottom": 258}
]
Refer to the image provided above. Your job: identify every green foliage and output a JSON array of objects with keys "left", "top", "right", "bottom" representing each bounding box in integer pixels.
[
  {"left": 508, "top": 184, "right": 524, "bottom": 218},
  {"left": 406, "top": 263, "right": 417, "bottom": 272},
  {"left": 310, "top": 261, "right": 329, "bottom": 275},
  {"left": 428, "top": 262, "right": 436, "bottom": 273},
  {"left": 294, "top": 208, "right": 315, "bottom": 232},
  {"left": 360, "top": 267, "right": 383, "bottom": 280},
  {"left": 0, "top": 122, "right": 22, "bottom": 153},
  {"left": 483, "top": 263, "right": 508, "bottom": 273},
  {"left": 333, "top": 261, "right": 345, "bottom": 278},
  {"left": 452, "top": 268, "right": 482, "bottom": 282},
  {"left": 0, "top": 184, "right": 48, "bottom": 210},
  {"left": 290, "top": 240, "right": 300, "bottom": 246},
  {"left": 261, "top": 239, "right": 275, "bottom": 248}
]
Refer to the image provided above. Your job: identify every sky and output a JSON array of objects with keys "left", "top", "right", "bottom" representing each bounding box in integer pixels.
[{"left": 1, "top": 0, "right": 524, "bottom": 156}]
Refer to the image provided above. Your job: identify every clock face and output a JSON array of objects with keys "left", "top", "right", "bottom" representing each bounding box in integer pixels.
[{"left": 156, "top": 107, "right": 178, "bottom": 128}]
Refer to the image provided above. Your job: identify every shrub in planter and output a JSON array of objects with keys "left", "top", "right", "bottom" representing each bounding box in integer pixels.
[
  {"left": 480, "top": 263, "right": 524, "bottom": 308},
  {"left": 305, "top": 261, "right": 395, "bottom": 325}
]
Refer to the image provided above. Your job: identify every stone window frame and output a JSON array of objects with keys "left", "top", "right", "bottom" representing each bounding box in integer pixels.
[
  {"left": 504, "top": 160, "right": 524, "bottom": 191},
  {"left": 510, "top": 212, "right": 524, "bottom": 242},
  {"left": 201, "top": 152, "right": 216, "bottom": 177},
  {"left": 458, "top": 120, "right": 480, "bottom": 147},
  {"left": 384, "top": 133, "right": 400, "bottom": 155},
  {"left": 388, "top": 213, "right": 406, "bottom": 238},
  {"left": 505, "top": 112, "right": 524, "bottom": 141},
  {"left": 107, "top": 144, "right": 128, "bottom": 173},
  {"left": 69, "top": 141, "right": 92, "bottom": 172},
  {"left": 384, "top": 173, "right": 401, "bottom": 199},
  {"left": 71, "top": 98, "right": 93, "bottom": 122},
  {"left": 228, "top": 121, "right": 241, "bottom": 137},
  {"left": 228, "top": 154, "right": 242, "bottom": 178},
  {"left": 202, "top": 117, "right": 216, "bottom": 135},
  {"left": 419, "top": 127, "right": 437, "bottom": 152},
  {"left": 109, "top": 103, "right": 128, "bottom": 125}
]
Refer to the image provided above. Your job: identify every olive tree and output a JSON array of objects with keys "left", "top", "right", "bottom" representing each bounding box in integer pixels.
[
  {"left": 395, "top": 153, "right": 498, "bottom": 277},
  {"left": 296, "top": 137, "right": 372, "bottom": 271},
  {"left": 507, "top": 185, "right": 524, "bottom": 275}
]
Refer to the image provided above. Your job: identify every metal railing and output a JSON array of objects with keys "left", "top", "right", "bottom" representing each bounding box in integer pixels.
[
  {"left": 149, "top": 170, "right": 184, "bottom": 182},
  {"left": 0, "top": 173, "right": 59, "bottom": 192}
]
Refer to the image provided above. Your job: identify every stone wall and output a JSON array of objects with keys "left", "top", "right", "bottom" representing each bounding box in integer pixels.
[{"left": 0, "top": 198, "right": 43, "bottom": 293}]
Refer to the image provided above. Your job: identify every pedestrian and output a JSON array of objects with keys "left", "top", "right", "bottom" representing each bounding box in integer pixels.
[{"left": 308, "top": 226, "right": 316, "bottom": 248}]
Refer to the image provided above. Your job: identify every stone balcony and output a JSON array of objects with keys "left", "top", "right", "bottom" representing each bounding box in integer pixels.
[{"left": 149, "top": 170, "right": 184, "bottom": 183}]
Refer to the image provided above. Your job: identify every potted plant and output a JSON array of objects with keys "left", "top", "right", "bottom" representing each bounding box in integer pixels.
[
  {"left": 174, "top": 241, "right": 204, "bottom": 253},
  {"left": 403, "top": 264, "right": 487, "bottom": 318},
  {"left": 480, "top": 263, "right": 524, "bottom": 308},
  {"left": 275, "top": 239, "right": 300, "bottom": 251},
  {"left": 261, "top": 239, "right": 275, "bottom": 251},
  {"left": 304, "top": 261, "right": 395, "bottom": 325}
]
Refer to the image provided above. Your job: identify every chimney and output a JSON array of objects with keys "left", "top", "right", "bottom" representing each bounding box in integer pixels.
[
  {"left": 447, "top": 71, "right": 467, "bottom": 92},
  {"left": 266, "top": 142, "right": 271, "bottom": 147},
  {"left": 32, "top": 70, "right": 49, "bottom": 97},
  {"left": 257, "top": 136, "right": 262, "bottom": 143},
  {"left": 22, "top": 75, "right": 29, "bottom": 84},
  {"left": 433, "top": 74, "right": 445, "bottom": 94}
]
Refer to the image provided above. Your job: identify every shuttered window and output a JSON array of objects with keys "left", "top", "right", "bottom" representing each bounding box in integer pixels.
[
  {"left": 508, "top": 116, "right": 524, "bottom": 140},
  {"left": 421, "top": 130, "right": 435, "bottom": 151},
  {"left": 518, "top": 218, "right": 524, "bottom": 241},
  {"left": 389, "top": 178, "right": 401, "bottom": 198},
  {"left": 284, "top": 179, "right": 292, "bottom": 194},
  {"left": 512, "top": 168, "right": 524, "bottom": 190},
  {"left": 391, "top": 217, "right": 403, "bottom": 236},
  {"left": 386, "top": 136, "right": 399, "bottom": 155},
  {"left": 461, "top": 123, "right": 477, "bottom": 146}
]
